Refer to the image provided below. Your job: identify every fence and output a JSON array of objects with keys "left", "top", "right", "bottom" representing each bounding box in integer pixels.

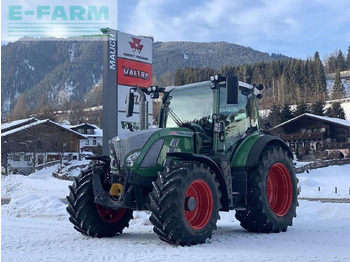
[{"left": 295, "top": 158, "right": 350, "bottom": 174}]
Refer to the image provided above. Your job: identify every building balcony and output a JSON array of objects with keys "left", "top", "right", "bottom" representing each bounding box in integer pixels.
[
  {"left": 322, "top": 142, "right": 350, "bottom": 150},
  {"left": 281, "top": 133, "right": 325, "bottom": 141}
]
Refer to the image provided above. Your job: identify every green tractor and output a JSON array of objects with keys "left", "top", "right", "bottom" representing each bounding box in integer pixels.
[{"left": 66, "top": 75, "right": 298, "bottom": 246}]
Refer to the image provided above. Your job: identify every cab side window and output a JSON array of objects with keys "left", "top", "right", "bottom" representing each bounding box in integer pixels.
[{"left": 219, "top": 88, "right": 249, "bottom": 149}]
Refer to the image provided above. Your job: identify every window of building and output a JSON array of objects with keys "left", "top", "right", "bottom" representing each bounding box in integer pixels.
[
  {"left": 297, "top": 142, "right": 303, "bottom": 148},
  {"left": 13, "top": 154, "right": 20, "bottom": 161},
  {"left": 289, "top": 143, "right": 295, "bottom": 150},
  {"left": 24, "top": 154, "right": 31, "bottom": 161},
  {"left": 304, "top": 142, "right": 310, "bottom": 148},
  {"left": 87, "top": 129, "right": 94, "bottom": 134},
  {"left": 78, "top": 128, "right": 84, "bottom": 133},
  {"left": 85, "top": 140, "right": 89, "bottom": 145},
  {"left": 93, "top": 139, "right": 97, "bottom": 145}
]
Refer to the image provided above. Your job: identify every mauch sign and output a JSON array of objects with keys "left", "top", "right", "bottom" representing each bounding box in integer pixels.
[
  {"left": 101, "top": 29, "right": 153, "bottom": 154},
  {"left": 116, "top": 31, "right": 153, "bottom": 136}
]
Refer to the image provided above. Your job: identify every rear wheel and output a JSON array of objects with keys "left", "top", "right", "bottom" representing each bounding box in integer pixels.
[
  {"left": 235, "top": 145, "right": 298, "bottom": 233},
  {"left": 66, "top": 167, "right": 133, "bottom": 237},
  {"left": 149, "top": 162, "right": 220, "bottom": 245}
]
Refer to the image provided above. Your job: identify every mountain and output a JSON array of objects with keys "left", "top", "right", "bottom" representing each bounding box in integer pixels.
[
  {"left": 153, "top": 41, "right": 289, "bottom": 80},
  {"left": 1, "top": 37, "right": 290, "bottom": 115},
  {"left": 1, "top": 38, "right": 103, "bottom": 114}
]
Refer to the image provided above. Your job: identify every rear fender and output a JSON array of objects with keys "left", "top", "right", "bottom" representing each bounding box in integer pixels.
[{"left": 245, "top": 135, "right": 293, "bottom": 168}]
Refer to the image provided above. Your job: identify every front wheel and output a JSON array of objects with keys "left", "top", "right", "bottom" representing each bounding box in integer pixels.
[
  {"left": 66, "top": 167, "right": 133, "bottom": 237},
  {"left": 149, "top": 162, "right": 221, "bottom": 246},
  {"left": 236, "top": 145, "right": 298, "bottom": 233}
]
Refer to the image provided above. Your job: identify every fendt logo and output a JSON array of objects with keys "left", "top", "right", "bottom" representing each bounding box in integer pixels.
[{"left": 129, "top": 37, "right": 144, "bottom": 53}]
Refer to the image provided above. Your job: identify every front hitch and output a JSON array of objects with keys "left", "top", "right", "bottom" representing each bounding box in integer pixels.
[{"left": 91, "top": 162, "right": 126, "bottom": 210}]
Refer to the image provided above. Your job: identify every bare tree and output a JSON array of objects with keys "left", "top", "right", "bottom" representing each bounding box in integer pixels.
[
  {"left": 1, "top": 138, "right": 15, "bottom": 175},
  {"left": 68, "top": 101, "right": 85, "bottom": 124},
  {"left": 7, "top": 94, "right": 30, "bottom": 121}
]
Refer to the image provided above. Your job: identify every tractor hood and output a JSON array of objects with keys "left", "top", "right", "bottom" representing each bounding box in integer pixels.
[{"left": 109, "top": 128, "right": 161, "bottom": 167}]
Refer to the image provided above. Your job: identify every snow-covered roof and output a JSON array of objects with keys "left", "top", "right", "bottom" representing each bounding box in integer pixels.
[
  {"left": 272, "top": 113, "right": 350, "bottom": 129},
  {"left": 1, "top": 119, "right": 87, "bottom": 139},
  {"left": 1, "top": 117, "right": 38, "bottom": 132},
  {"left": 61, "top": 123, "right": 103, "bottom": 137},
  {"left": 69, "top": 123, "right": 96, "bottom": 129}
]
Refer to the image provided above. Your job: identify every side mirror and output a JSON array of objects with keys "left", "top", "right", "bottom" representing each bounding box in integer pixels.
[
  {"left": 226, "top": 76, "right": 239, "bottom": 104},
  {"left": 126, "top": 89, "right": 134, "bottom": 117}
]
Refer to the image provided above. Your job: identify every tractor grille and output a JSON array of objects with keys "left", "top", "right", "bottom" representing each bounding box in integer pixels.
[{"left": 111, "top": 128, "right": 160, "bottom": 167}]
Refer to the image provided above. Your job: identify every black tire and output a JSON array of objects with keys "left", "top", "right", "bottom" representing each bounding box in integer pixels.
[
  {"left": 149, "top": 162, "right": 221, "bottom": 246},
  {"left": 66, "top": 167, "right": 133, "bottom": 237},
  {"left": 235, "top": 145, "right": 298, "bottom": 233}
]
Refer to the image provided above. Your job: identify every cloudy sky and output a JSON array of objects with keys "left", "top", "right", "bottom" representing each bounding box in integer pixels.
[{"left": 118, "top": 0, "right": 350, "bottom": 60}]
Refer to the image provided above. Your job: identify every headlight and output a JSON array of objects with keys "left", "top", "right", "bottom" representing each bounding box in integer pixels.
[{"left": 125, "top": 151, "right": 141, "bottom": 167}]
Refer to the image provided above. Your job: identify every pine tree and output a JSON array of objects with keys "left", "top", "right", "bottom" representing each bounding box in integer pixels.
[
  {"left": 267, "top": 104, "right": 282, "bottom": 127},
  {"left": 295, "top": 102, "right": 310, "bottom": 117},
  {"left": 331, "top": 70, "right": 346, "bottom": 100},
  {"left": 305, "top": 58, "right": 315, "bottom": 100},
  {"left": 325, "top": 102, "right": 345, "bottom": 119},
  {"left": 311, "top": 100, "right": 325, "bottom": 116},
  {"left": 327, "top": 55, "right": 337, "bottom": 74},
  {"left": 313, "top": 51, "right": 327, "bottom": 101},
  {"left": 280, "top": 103, "right": 294, "bottom": 122},
  {"left": 174, "top": 69, "right": 184, "bottom": 86},
  {"left": 336, "top": 50, "right": 346, "bottom": 71}
]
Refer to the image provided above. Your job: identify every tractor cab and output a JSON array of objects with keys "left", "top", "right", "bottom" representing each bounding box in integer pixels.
[{"left": 158, "top": 76, "right": 261, "bottom": 157}]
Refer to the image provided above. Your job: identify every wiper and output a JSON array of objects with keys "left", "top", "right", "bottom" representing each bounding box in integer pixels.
[{"left": 168, "top": 108, "right": 184, "bottom": 127}]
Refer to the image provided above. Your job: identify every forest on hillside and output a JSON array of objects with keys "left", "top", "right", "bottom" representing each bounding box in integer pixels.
[
  {"left": 172, "top": 47, "right": 350, "bottom": 125},
  {"left": 174, "top": 48, "right": 350, "bottom": 105},
  {"left": 4, "top": 42, "right": 350, "bottom": 127}
]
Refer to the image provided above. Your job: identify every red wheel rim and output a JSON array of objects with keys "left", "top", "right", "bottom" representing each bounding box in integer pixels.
[
  {"left": 267, "top": 163, "right": 293, "bottom": 216},
  {"left": 96, "top": 205, "right": 126, "bottom": 223},
  {"left": 184, "top": 180, "right": 213, "bottom": 230}
]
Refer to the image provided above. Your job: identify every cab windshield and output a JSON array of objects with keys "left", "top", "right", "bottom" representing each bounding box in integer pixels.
[{"left": 164, "top": 81, "right": 213, "bottom": 128}]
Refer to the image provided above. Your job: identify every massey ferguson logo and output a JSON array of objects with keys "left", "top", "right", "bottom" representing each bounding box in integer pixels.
[{"left": 129, "top": 37, "right": 144, "bottom": 53}]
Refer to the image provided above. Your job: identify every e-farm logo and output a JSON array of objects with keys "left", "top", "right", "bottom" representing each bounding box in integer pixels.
[
  {"left": 9, "top": 6, "right": 109, "bottom": 21},
  {"left": 2, "top": 1, "right": 117, "bottom": 41}
]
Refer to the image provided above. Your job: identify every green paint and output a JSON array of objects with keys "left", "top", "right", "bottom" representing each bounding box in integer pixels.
[
  {"left": 130, "top": 127, "right": 195, "bottom": 177},
  {"left": 231, "top": 133, "right": 260, "bottom": 167}
]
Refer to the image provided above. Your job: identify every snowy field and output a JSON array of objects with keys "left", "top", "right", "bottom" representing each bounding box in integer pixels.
[{"left": 2, "top": 164, "right": 350, "bottom": 262}]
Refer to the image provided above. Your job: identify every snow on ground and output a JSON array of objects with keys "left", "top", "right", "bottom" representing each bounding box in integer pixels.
[
  {"left": 1, "top": 165, "right": 72, "bottom": 199},
  {"left": 1, "top": 164, "right": 350, "bottom": 261},
  {"left": 297, "top": 165, "right": 350, "bottom": 198}
]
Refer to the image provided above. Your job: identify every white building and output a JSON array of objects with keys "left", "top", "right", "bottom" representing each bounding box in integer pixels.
[{"left": 68, "top": 123, "right": 103, "bottom": 153}]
